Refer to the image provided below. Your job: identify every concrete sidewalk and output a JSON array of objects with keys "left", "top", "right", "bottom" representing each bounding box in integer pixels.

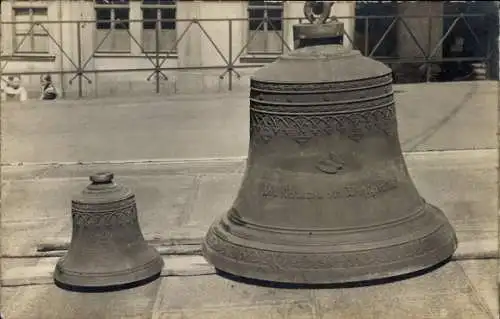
[
  {"left": 1, "top": 81, "right": 497, "bottom": 165},
  {"left": 1, "top": 149, "right": 498, "bottom": 318}
]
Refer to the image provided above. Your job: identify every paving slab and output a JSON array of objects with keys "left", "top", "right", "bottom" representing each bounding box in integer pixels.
[
  {"left": 1, "top": 81, "right": 497, "bottom": 164},
  {"left": 2, "top": 218, "right": 68, "bottom": 256},
  {"left": 1, "top": 277, "right": 162, "bottom": 319},
  {"left": 3, "top": 260, "right": 493, "bottom": 319},
  {"left": 152, "top": 275, "right": 314, "bottom": 319},
  {"left": 395, "top": 81, "right": 497, "bottom": 152},
  {"left": 153, "top": 302, "right": 314, "bottom": 319},
  {"left": 187, "top": 173, "right": 243, "bottom": 228},
  {"left": 312, "top": 261, "right": 495, "bottom": 319},
  {"left": 458, "top": 259, "right": 499, "bottom": 317},
  {"left": 405, "top": 150, "right": 498, "bottom": 257}
]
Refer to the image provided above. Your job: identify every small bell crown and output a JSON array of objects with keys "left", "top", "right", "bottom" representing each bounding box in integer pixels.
[{"left": 54, "top": 172, "right": 164, "bottom": 291}]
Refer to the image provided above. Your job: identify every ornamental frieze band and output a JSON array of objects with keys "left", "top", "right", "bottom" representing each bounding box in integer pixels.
[
  {"left": 249, "top": 104, "right": 397, "bottom": 144},
  {"left": 250, "top": 74, "right": 393, "bottom": 93},
  {"left": 250, "top": 83, "right": 393, "bottom": 106},
  {"left": 72, "top": 204, "right": 138, "bottom": 227}
]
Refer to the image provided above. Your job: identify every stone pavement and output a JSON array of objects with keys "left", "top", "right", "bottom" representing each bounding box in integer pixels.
[{"left": 1, "top": 149, "right": 498, "bottom": 318}]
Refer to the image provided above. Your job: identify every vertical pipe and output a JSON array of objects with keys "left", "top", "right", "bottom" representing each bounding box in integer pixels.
[
  {"left": 498, "top": 2, "right": 500, "bottom": 80},
  {"left": 30, "top": 9, "right": 35, "bottom": 52},
  {"left": 486, "top": 29, "right": 491, "bottom": 80},
  {"left": 364, "top": 17, "right": 369, "bottom": 56},
  {"left": 76, "top": 20, "right": 82, "bottom": 98},
  {"left": 58, "top": 0, "right": 65, "bottom": 98},
  {"left": 426, "top": 16, "right": 432, "bottom": 82},
  {"left": 155, "top": 12, "right": 160, "bottom": 94},
  {"left": 228, "top": 19, "right": 233, "bottom": 91}
]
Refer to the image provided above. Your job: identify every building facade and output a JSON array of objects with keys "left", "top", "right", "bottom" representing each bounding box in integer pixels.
[
  {"left": 1, "top": 1, "right": 497, "bottom": 99},
  {"left": 0, "top": 0, "right": 356, "bottom": 98}
]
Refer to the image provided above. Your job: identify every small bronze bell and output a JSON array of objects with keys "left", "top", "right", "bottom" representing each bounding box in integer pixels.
[
  {"left": 54, "top": 172, "right": 163, "bottom": 291},
  {"left": 202, "top": 3, "right": 457, "bottom": 285}
]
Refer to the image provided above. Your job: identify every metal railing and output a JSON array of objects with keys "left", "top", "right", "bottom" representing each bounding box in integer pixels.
[{"left": 1, "top": 13, "right": 497, "bottom": 98}]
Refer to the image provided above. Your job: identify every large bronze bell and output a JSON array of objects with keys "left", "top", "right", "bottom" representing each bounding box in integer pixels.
[
  {"left": 202, "top": 13, "right": 457, "bottom": 285},
  {"left": 54, "top": 172, "right": 164, "bottom": 291}
]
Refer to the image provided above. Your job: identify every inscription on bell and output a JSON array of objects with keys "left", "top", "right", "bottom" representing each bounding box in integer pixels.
[{"left": 261, "top": 179, "right": 398, "bottom": 200}]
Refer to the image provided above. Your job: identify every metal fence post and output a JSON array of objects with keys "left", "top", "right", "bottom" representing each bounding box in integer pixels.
[
  {"left": 76, "top": 21, "right": 83, "bottom": 98},
  {"left": 485, "top": 28, "right": 491, "bottom": 80},
  {"left": 426, "top": 16, "right": 432, "bottom": 82},
  {"left": 228, "top": 19, "right": 233, "bottom": 91},
  {"left": 154, "top": 16, "right": 160, "bottom": 94},
  {"left": 364, "top": 17, "right": 369, "bottom": 56}
]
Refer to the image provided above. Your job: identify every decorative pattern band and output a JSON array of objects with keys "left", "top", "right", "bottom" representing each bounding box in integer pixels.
[
  {"left": 250, "top": 83, "right": 393, "bottom": 108},
  {"left": 205, "top": 222, "right": 450, "bottom": 269},
  {"left": 250, "top": 73, "right": 392, "bottom": 93},
  {"left": 72, "top": 196, "right": 136, "bottom": 212},
  {"left": 72, "top": 203, "right": 139, "bottom": 227},
  {"left": 249, "top": 103, "right": 397, "bottom": 145},
  {"left": 250, "top": 94, "right": 394, "bottom": 115}
]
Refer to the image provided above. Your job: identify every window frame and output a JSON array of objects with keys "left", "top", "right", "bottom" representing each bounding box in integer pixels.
[
  {"left": 140, "top": 0, "right": 177, "bottom": 54},
  {"left": 246, "top": 0, "right": 285, "bottom": 55},
  {"left": 94, "top": 0, "right": 131, "bottom": 53},
  {"left": 12, "top": 6, "right": 49, "bottom": 54}
]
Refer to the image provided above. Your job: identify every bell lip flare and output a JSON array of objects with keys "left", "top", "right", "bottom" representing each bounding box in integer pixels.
[
  {"left": 202, "top": 203, "right": 457, "bottom": 285},
  {"left": 53, "top": 256, "right": 164, "bottom": 292}
]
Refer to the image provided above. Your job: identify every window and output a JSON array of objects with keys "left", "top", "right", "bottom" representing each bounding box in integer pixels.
[
  {"left": 13, "top": 7, "right": 49, "bottom": 54},
  {"left": 141, "top": 0, "right": 177, "bottom": 53},
  {"left": 95, "top": 0, "right": 130, "bottom": 53},
  {"left": 354, "top": 2, "right": 398, "bottom": 57},
  {"left": 247, "top": 0, "right": 284, "bottom": 54}
]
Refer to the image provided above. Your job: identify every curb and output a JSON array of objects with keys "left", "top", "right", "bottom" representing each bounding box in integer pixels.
[{"left": 1, "top": 149, "right": 496, "bottom": 168}]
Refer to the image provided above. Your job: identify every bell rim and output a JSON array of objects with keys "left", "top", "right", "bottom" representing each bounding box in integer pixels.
[
  {"left": 53, "top": 254, "right": 164, "bottom": 289},
  {"left": 202, "top": 237, "right": 457, "bottom": 285},
  {"left": 202, "top": 204, "right": 458, "bottom": 284},
  {"left": 202, "top": 228, "right": 457, "bottom": 285}
]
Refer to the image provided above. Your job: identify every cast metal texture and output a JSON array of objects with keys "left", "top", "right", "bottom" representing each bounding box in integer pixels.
[
  {"left": 303, "top": 1, "right": 335, "bottom": 24},
  {"left": 294, "top": 1, "right": 343, "bottom": 49},
  {"left": 53, "top": 172, "right": 164, "bottom": 290},
  {"left": 202, "top": 44, "right": 458, "bottom": 284}
]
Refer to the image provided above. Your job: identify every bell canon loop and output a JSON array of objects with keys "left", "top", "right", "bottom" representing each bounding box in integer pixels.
[
  {"left": 54, "top": 172, "right": 164, "bottom": 291},
  {"left": 202, "top": 15, "right": 457, "bottom": 285},
  {"left": 294, "top": 1, "right": 343, "bottom": 49}
]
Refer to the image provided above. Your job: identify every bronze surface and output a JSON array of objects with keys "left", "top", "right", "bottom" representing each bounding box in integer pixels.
[
  {"left": 202, "top": 43, "right": 457, "bottom": 284},
  {"left": 53, "top": 173, "right": 164, "bottom": 291}
]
